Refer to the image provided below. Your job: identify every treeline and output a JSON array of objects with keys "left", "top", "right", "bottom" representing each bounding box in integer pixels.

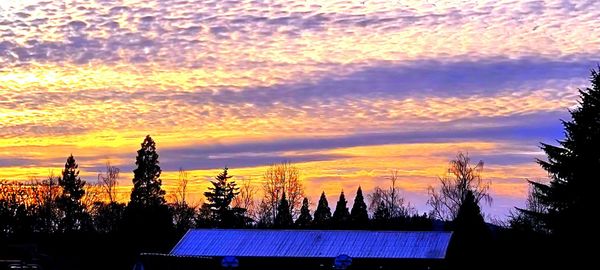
[
  {"left": 0, "top": 137, "right": 492, "bottom": 270},
  {"left": 0, "top": 137, "right": 497, "bottom": 270}
]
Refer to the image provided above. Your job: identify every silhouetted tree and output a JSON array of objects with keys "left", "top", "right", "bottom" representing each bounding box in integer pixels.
[
  {"left": 261, "top": 162, "right": 304, "bottom": 221},
  {"left": 170, "top": 168, "right": 197, "bottom": 234},
  {"left": 312, "top": 192, "right": 331, "bottom": 227},
  {"left": 373, "top": 200, "right": 391, "bottom": 227},
  {"left": 33, "top": 173, "right": 61, "bottom": 233},
  {"left": 509, "top": 183, "right": 547, "bottom": 233},
  {"left": 332, "top": 191, "right": 350, "bottom": 228},
  {"left": 525, "top": 67, "right": 600, "bottom": 262},
  {"left": 204, "top": 167, "right": 243, "bottom": 227},
  {"left": 368, "top": 171, "right": 415, "bottom": 224},
  {"left": 129, "top": 135, "right": 165, "bottom": 207},
  {"left": 56, "top": 155, "right": 88, "bottom": 232},
  {"left": 97, "top": 161, "right": 120, "bottom": 203},
  {"left": 92, "top": 201, "right": 125, "bottom": 233},
  {"left": 295, "top": 197, "right": 312, "bottom": 228},
  {"left": 233, "top": 178, "right": 257, "bottom": 221},
  {"left": 274, "top": 192, "right": 293, "bottom": 228},
  {"left": 0, "top": 181, "right": 35, "bottom": 237},
  {"left": 350, "top": 186, "right": 369, "bottom": 228},
  {"left": 195, "top": 203, "right": 213, "bottom": 228},
  {"left": 427, "top": 152, "right": 491, "bottom": 220},
  {"left": 124, "top": 135, "right": 173, "bottom": 252},
  {"left": 449, "top": 190, "right": 490, "bottom": 269}
]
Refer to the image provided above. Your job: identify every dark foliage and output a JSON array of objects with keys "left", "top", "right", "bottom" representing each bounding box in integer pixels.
[
  {"left": 312, "top": 192, "right": 331, "bottom": 228},
  {"left": 92, "top": 201, "right": 125, "bottom": 234},
  {"left": 129, "top": 135, "right": 165, "bottom": 207},
  {"left": 203, "top": 167, "right": 248, "bottom": 228},
  {"left": 448, "top": 190, "right": 491, "bottom": 269},
  {"left": 124, "top": 136, "right": 173, "bottom": 253},
  {"left": 274, "top": 192, "right": 293, "bottom": 228},
  {"left": 294, "top": 197, "right": 312, "bottom": 228},
  {"left": 524, "top": 67, "right": 600, "bottom": 262},
  {"left": 331, "top": 191, "right": 350, "bottom": 228},
  {"left": 170, "top": 203, "right": 197, "bottom": 234},
  {"left": 350, "top": 186, "right": 369, "bottom": 228},
  {"left": 56, "top": 155, "right": 89, "bottom": 232}
]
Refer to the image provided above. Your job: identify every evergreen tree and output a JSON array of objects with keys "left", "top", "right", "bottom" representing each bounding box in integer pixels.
[
  {"left": 295, "top": 197, "right": 312, "bottom": 228},
  {"left": 130, "top": 135, "right": 165, "bottom": 207},
  {"left": 313, "top": 192, "right": 331, "bottom": 227},
  {"left": 350, "top": 186, "right": 369, "bottom": 228},
  {"left": 203, "top": 167, "right": 242, "bottom": 227},
  {"left": 525, "top": 67, "right": 600, "bottom": 261},
  {"left": 274, "top": 192, "right": 293, "bottom": 228},
  {"left": 332, "top": 191, "right": 350, "bottom": 228},
  {"left": 56, "top": 155, "right": 87, "bottom": 232},
  {"left": 124, "top": 136, "right": 173, "bottom": 252},
  {"left": 528, "top": 68, "right": 600, "bottom": 233},
  {"left": 373, "top": 200, "right": 391, "bottom": 227},
  {"left": 449, "top": 190, "right": 490, "bottom": 269}
]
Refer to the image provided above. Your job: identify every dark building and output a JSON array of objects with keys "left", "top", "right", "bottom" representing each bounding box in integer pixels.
[{"left": 141, "top": 229, "right": 453, "bottom": 270}]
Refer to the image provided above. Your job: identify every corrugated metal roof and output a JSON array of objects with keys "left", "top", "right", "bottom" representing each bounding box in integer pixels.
[{"left": 170, "top": 229, "right": 452, "bottom": 259}]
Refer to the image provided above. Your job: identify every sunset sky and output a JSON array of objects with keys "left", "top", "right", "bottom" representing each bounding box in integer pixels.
[{"left": 1, "top": 0, "right": 599, "bottom": 219}]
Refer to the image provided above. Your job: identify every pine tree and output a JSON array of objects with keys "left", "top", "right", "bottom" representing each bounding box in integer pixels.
[
  {"left": 56, "top": 155, "right": 87, "bottom": 232},
  {"left": 332, "top": 191, "right": 350, "bottom": 228},
  {"left": 295, "top": 197, "right": 312, "bottom": 228},
  {"left": 204, "top": 167, "right": 241, "bottom": 227},
  {"left": 130, "top": 135, "right": 165, "bottom": 207},
  {"left": 313, "top": 191, "right": 331, "bottom": 227},
  {"left": 274, "top": 192, "right": 293, "bottom": 228},
  {"left": 350, "top": 186, "right": 369, "bottom": 228}
]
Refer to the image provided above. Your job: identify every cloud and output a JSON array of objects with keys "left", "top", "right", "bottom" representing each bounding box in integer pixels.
[{"left": 1, "top": 0, "right": 599, "bottom": 218}]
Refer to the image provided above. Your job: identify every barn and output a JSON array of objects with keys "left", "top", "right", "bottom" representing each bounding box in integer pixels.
[{"left": 140, "top": 229, "right": 453, "bottom": 270}]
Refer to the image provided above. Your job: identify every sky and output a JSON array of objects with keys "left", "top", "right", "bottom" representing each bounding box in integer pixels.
[{"left": 1, "top": 0, "right": 599, "bottom": 219}]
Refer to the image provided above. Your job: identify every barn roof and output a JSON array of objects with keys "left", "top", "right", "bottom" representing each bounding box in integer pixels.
[{"left": 170, "top": 229, "right": 452, "bottom": 259}]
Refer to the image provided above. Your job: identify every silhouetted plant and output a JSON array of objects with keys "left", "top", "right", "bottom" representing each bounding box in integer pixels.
[
  {"left": 449, "top": 190, "right": 491, "bottom": 269},
  {"left": 331, "top": 191, "right": 350, "bottom": 228},
  {"left": 204, "top": 167, "right": 243, "bottom": 227},
  {"left": 129, "top": 135, "right": 165, "bottom": 207},
  {"left": 56, "top": 155, "right": 88, "bottom": 232},
  {"left": 427, "top": 153, "right": 491, "bottom": 221},
  {"left": 372, "top": 201, "right": 391, "bottom": 227},
  {"left": 295, "top": 197, "right": 312, "bottom": 228},
  {"left": 368, "top": 171, "right": 415, "bottom": 224},
  {"left": 523, "top": 67, "right": 600, "bottom": 262},
  {"left": 312, "top": 192, "right": 331, "bottom": 227},
  {"left": 274, "top": 192, "right": 293, "bottom": 228},
  {"left": 170, "top": 168, "right": 197, "bottom": 233},
  {"left": 261, "top": 162, "right": 304, "bottom": 222},
  {"left": 92, "top": 201, "right": 125, "bottom": 233},
  {"left": 124, "top": 135, "right": 173, "bottom": 252},
  {"left": 350, "top": 186, "right": 369, "bottom": 228},
  {"left": 97, "top": 161, "right": 120, "bottom": 203}
]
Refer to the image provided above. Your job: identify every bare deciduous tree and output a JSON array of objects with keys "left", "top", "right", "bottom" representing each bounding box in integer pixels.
[
  {"left": 174, "top": 168, "right": 189, "bottom": 205},
  {"left": 427, "top": 152, "right": 492, "bottom": 221},
  {"left": 30, "top": 172, "right": 61, "bottom": 233},
  {"left": 97, "top": 161, "right": 120, "bottom": 203},
  {"left": 82, "top": 182, "right": 103, "bottom": 212},
  {"left": 261, "top": 162, "right": 304, "bottom": 220},
  {"left": 233, "top": 177, "right": 257, "bottom": 220},
  {"left": 368, "top": 170, "right": 415, "bottom": 218}
]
